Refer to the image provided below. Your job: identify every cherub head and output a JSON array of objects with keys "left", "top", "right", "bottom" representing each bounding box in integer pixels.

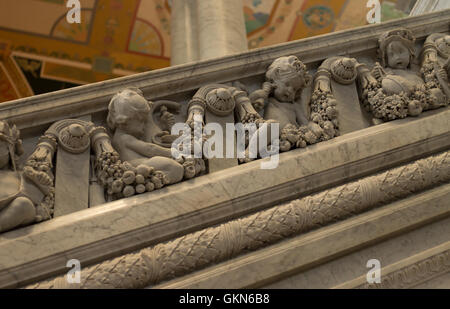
[
  {"left": 378, "top": 28, "right": 415, "bottom": 69},
  {"left": 0, "top": 120, "right": 23, "bottom": 170},
  {"left": 107, "top": 88, "right": 150, "bottom": 138},
  {"left": 266, "top": 56, "right": 311, "bottom": 102}
]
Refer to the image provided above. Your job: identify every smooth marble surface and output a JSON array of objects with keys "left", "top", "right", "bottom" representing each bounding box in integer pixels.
[
  {"left": 170, "top": 0, "right": 199, "bottom": 66},
  {"left": 410, "top": 0, "right": 450, "bottom": 16},
  {"left": 332, "top": 80, "right": 372, "bottom": 134},
  {"left": 196, "top": 0, "right": 248, "bottom": 62}
]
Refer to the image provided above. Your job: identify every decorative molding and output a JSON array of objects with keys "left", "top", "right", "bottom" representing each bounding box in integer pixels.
[
  {"left": 0, "top": 13, "right": 448, "bottom": 289},
  {"left": 28, "top": 150, "right": 450, "bottom": 289},
  {"left": 156, "top": 187, "right": 450, "bottom": 289},
  {"left": 358, "top": 249, "right": 450, "bottom": 289}
]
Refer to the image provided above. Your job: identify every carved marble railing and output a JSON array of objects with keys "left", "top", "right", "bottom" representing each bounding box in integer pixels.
[{"left": 0, "top": 10, "right": 449, "bottom": 288}]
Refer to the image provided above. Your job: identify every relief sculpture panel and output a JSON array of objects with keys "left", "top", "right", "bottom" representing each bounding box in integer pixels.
[{"left": 0, "top": 28, "right": 448, "bottom": 235}]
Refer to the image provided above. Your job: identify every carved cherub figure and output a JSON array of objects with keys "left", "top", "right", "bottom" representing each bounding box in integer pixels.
[
  {"left": 0, "top": 121, "right": 50, "bottom": 233},
  {"left": 107, "top": 88, "right": 184, "bottom": 184},
  {"left": 371, "top": 28, "right": 426, "bottom": 116},
  {"left": 358, "top": 29, "right": 448, "bottom": 121},
  {"left": 248, "top": 56, "right": 326, "bottom": 152},
  {"left": 251, "top": 56, "right": 312, "bottom": 128}
]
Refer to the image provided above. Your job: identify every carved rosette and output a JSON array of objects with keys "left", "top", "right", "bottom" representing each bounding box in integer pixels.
[
  {"left": 45, "top": 119, "right": 95, "bottom": 153},
  {"left": 205, "top": 87, "right": 236, "bottom": 116},
  {"left": 247, "top": 55, "right": 336, "bottom": 153},
  {"left": 58, "top": 124, "right": 90, "bottom": 154},
  {"left": 330, "top": 57, "right": 358, "bottom": 85}
]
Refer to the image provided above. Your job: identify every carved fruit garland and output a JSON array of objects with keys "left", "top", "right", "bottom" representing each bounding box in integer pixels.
[{"left": 96, "top": 152, "right": 170, "bottom": 200}]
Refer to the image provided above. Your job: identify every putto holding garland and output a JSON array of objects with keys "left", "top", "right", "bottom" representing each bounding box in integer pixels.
[
  {"left": 358, "top": 28, "right": 449, "bottom": 122},
  {"left": 248, "top": 55, "right": 335, "bottom": 154}
]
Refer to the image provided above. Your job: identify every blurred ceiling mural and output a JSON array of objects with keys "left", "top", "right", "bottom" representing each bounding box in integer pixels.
[{"left": 0, "top": 0, "right": 414, "bottom": 103}]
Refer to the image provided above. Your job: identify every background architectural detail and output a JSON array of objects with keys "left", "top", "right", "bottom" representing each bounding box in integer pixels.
[
  {"left": 171, "top": 0, "right": 248, "bottom": 65},
  {"left": 0, "top": 0, "right": 418, "bottom": 102},
  {"left": 0, "top": 8, "right": 446, "bottom": 289}
]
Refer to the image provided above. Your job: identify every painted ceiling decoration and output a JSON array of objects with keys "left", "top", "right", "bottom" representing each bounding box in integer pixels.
[{"left": 0, "top": 0, "right": 410, "bottom": 103}]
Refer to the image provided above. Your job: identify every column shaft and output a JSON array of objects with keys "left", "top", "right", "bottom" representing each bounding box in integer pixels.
[
  {"left": 171, "top": 0, "right": 248, "bottom": 65},
  {"left": 171, "top": 0, "right": 199, "bottom": 66}
]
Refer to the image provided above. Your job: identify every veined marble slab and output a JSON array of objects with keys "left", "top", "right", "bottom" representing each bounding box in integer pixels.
[{"left": 0, "top": 107, "right": 448, "bottom": 288}]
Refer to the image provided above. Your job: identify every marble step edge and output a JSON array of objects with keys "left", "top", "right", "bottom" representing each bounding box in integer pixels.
[
  {"left": 0, "top": 10, "right": 448, "bottom": 129},
  {"left": 154, "top": 184, "right": 450, "bottom": 289},
  {"left": 0, "top": 108, "right": 449, "bottom": 288}
]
